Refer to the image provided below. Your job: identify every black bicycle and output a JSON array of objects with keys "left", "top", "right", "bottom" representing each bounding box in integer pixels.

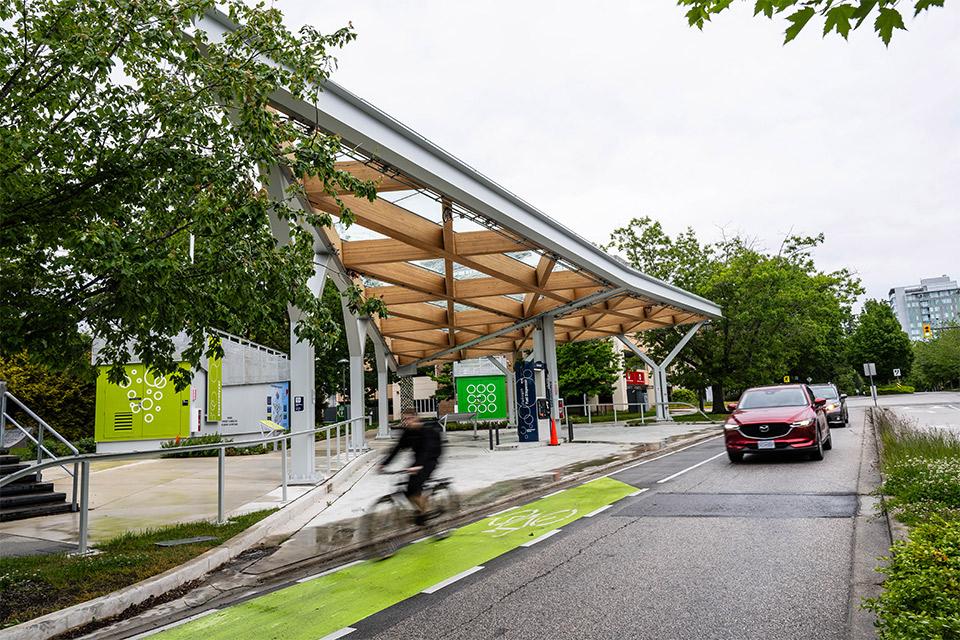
[{"left": 360, "top": 470, "right": 461, "bottom": 559}]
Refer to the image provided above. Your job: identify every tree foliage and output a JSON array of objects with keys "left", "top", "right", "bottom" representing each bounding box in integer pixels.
[
  {"left": 0, "top": 352, "right": 95, "bottom": 442},
  {"left": 556, "top": 339, "right": 622, "bottom": 402},
  {"left": 606, "top": 217, "right": 862, "bottom": 411},
  {"left": 912, "top": 327, "right": 960, "bottom": 390},
  {"left": 677, "top": 0, "right": 945, "bottom": 45},
  {"left": 846, "top": 300, "right": 914, "bottom": 384},
  {"left": 0, "top": 0, "right": 385, "bottom": 390}
]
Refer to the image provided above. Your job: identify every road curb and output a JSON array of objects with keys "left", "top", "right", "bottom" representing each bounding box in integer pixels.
[
  {"left": 868, "top": 408, "right": 909, "bottom": 544},
  {"left": 0, "top": 450, "right": 377, "bottom": 640}
]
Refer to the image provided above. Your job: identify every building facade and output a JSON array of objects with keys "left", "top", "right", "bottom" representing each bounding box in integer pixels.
[{"left": 889, "top": 275, "right": 960, "bottom": 340}]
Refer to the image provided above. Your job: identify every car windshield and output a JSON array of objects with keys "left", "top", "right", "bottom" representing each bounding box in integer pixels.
[
  {"left": 810, "top": 385, "right": 839, "bottom": 400},
  {"left": 738, "top": 387, "right": 809, "bottom": 409}
]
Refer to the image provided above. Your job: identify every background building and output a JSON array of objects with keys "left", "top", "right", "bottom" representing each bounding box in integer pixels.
[{"left": 889, "top": 275, "right": 960, "bottom": 340}]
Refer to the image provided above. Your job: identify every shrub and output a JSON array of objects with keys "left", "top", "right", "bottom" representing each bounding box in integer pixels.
[
  {"left": 669, "top": 387, "right": 699, "bottom": 406},
  {"left": 161, "top": 434, "right": 269, "bottom": 457},
  {"left": 865, "top": 518, "right": 960, "bottom": 639},
  {"left": 877, "top": 384, "right": 915, "bottom": 395},
  {"left": 0, "top": 352, "right": 95, "bottom": 443}
]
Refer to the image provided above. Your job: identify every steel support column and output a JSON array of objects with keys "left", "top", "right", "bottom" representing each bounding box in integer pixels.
[
  {"left": 373, "top": 339, "right": 390, "bottom": 439},
  {"left": 542, "top": 316, "right": 560, "bottom": 422},
  {"left": 617, "top": 321, "right": 705, "bottom": 423},
  {"left": 341, "top": 295, "right": 370, "bottom": 451},
  {"left": 485, "top": 356, "right": 516, "bottom": 426},
  {"left": 287, "top": 254, "right": 330, "bottom": 483}
]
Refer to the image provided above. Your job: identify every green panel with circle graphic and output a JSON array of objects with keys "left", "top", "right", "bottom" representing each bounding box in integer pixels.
[
  {"left": 456, "top": 375, "right": 507, "bottom": 420},
  {"left": 95, "top": 364, "right": 190, "bottom": 442}
]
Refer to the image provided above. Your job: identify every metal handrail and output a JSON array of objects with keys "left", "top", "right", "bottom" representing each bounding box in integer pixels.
[
  {"left": 560, "top": 400, "right": 719, "bottom": 439},
  {"left": 2, "top": 388, "right": 81, "bottom": 511},
  {"left": 0, "top": 416, "right": 369, "bottom": 554}
]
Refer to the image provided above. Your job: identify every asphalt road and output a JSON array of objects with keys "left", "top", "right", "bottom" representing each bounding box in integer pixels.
[{"left": 355, "top": 404, "right": 887, "bottom": 640}]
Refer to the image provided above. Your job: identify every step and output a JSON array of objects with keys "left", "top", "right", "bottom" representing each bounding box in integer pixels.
[
  {"left": 0, "top": 491, "right": 67, "bottom": 509},
  {"left": 0, "top": 501, "right": 75, "bottom": 522},
  {"left": 0, "top": 447, "right": 8, "bottom": 455},
  {"left": 0, "top": 480, "right": 55, "bottom": 496},
  {"left": 0, "top": 462, "right": 30, "bottom": 476},
  {"left": 0, "top": 454, "right": 20, "bottom": 465},
  {"left": 2, "top": 471, "right": 39, "bottom": 484}
]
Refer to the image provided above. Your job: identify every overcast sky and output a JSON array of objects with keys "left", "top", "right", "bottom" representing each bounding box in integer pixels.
[{"left": 279, "top": 1, "right": 959, "bottom": 307}]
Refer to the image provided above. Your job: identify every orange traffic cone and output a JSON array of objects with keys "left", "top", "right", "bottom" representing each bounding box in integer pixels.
[{"left": 548, "top": 418, "right": 560, "bottom": 446}]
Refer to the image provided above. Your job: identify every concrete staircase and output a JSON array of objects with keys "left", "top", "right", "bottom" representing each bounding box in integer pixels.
[{"left": 0, "top": 448, "right": 73, "bottom": 521}]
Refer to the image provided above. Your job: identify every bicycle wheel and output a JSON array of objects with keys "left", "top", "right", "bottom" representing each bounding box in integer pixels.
[
  {"left": 431, "top": 483, "right": 461, "bottom": 522},
  {"left": 361, "top": 496, "right": 405, "bottom": 559}
]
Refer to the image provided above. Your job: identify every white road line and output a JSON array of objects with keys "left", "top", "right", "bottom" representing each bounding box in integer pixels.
[
  {"left": 584, "top": 504, "right": 612, "bottom": 518},
  {"left": 656, "top": 452, "right": 726, "bottom": 484},
  {"left": 296, "top": 560, "right": 364, "bottom": 583},
  {"left": 422, "top": 566, "right": 485, "bottom": 594},
  {"left": 542, "top": 489, "right": 566, "bottom": 498},
  {"left": 486, "top": 505, "right": 519, "bottom": 517},
  {"left": 318, "top": 628, "right": 357, "bottom": 640},
  {"left": 127, "top": 609, "right": 219, "bottom": 639},
  {"left": 521, "top": 529, "right": 562, "bottom": 547},
  {"left": 604, "top": 435, "right": 723, "bottom": 476},
  {"left": 627, "top": 488, "right": 649, "bottom": 497}
]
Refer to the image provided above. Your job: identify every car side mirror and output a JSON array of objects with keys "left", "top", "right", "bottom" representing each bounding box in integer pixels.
[
  {"left": 726, "top": 402, "right": 738, "bottom": 412},
  {"left": 840, "top": 393, "right": 848, "bottom": 400},
  {"left": 814, "top": 398, "right": 826, "bottom": 408}
]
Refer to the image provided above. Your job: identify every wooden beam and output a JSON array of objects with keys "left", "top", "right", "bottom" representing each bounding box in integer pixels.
[
  {"left": 341, "top": 231, "right": 527, "bottom": 267},
  {"left": 321, "top": 161, "right": 418, "bottom": 193}
]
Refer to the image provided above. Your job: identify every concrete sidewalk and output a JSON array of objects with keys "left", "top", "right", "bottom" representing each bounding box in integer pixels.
[{"left": 0, "top": 422, "right": 718, "bottom": 557}]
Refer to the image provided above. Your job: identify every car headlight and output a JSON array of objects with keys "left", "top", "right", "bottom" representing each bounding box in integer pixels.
[
  {"left": 825, "top": 403, "right": 838, "bottom": 412},
  {"left": 790, "top": 418, "right": 815, "bottom": 428},
  {"left": 724, "top": 420, "right": 740, "bottom": 430}
]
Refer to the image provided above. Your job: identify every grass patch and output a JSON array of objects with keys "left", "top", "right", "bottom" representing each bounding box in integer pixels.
[
  {"left": 0, "top": 509, "right": 276, "bottom": 629},
  {"left": 865, "top": 409, "right": 960, "bottom": 636},
  {"left": 161, "top": 434, "right": 270, "bottom": 457}
]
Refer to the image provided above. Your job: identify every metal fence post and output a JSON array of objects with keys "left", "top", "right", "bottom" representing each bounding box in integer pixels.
[
  {"left": 336, "top": 424, "right": 341, "bottom": 466},
  {"left": 587, "top": 404, "right": 592, "bottom": 424},
  {"left": 280, "top": 436, "right": 288, "bottom": 502},
  {"left": 71, "top": 462, "right": 79, "bottom": 511},
  {"left": 613, "top": 404, "right": 618, "bottom": 424},
  {"left": 78, "top": 460, "right": 90, "bottom": 554},
  {"left": 326, "top": 426, "right": 332, "bottom": 474},
  {"left": 217, "top": 447, "right": 225, "bottom": 524},
  {"left": 0, "top": 382, "right": 7, "bottom": 433}
]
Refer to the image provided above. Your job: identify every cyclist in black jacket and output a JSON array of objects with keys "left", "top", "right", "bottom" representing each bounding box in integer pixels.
[{"left": 378, "top": 408, "right": 444, "bottom": 525}]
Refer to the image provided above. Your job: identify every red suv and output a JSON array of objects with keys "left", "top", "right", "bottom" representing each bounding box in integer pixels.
[{"left": 724, "top": 384, "right": 831, "bottom": 463}]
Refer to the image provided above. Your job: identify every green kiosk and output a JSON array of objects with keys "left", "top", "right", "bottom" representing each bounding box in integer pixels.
[
  {"left": 92, "top": 331, "right": 290, "bottom": 453},
  {"left": 452, "top": 357, "right": 508, "bottom": 421}
]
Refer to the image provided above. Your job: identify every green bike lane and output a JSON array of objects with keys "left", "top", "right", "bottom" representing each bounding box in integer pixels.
[{"left": 152, "top": 477, "right": 640, "bottom": 640}]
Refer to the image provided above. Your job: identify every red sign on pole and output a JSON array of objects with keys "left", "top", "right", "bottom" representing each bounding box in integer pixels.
[{"left": 625, "top": 370, "right": 646, "bottom": 385}]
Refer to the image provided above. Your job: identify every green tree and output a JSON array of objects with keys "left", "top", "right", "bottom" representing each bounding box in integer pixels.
[
  {"left": 912, "top": 327, "right": 960, "bottom": 390},
  {"left": 677, "top": 0, "right": 946, "bottom": 45},
  {"left": 606, "top": 217, "right": 862, "bottom": 412},
  {"left": 556, "top": 340, "right": 622, "bottom": 402},
  {"left": 846, "top": 300, "right": 914, "bottom": 384},
  {"left": 429, "top": 363, "right": 455, "bottom": 402},
  {"left": 0, "top": 0, "right": 384, "bottom": 389}
]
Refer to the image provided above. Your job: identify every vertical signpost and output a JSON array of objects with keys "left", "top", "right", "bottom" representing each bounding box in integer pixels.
[{"left": 863, "top": 362, "right": 878, "bottom": 407}]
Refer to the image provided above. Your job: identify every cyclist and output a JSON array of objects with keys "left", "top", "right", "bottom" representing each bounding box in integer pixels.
[{"left": 378, "top": 408, "right": 444, "bottom": 526}]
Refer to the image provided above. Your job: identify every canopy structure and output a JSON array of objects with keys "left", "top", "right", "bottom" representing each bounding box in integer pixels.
[{"left": 199, "top": 9, "right": 722, "bottom": 480}]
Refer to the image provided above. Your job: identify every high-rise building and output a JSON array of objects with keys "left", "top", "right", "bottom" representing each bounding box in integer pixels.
[{"left": 888, "top": 275, "right": 960, "bottom": 340}]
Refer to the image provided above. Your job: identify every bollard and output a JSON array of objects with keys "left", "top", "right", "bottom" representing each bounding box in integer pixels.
[
  {"left": 280, "top": 436, "right": 288, "bottom": 502},
  {"left": 488, "top": 421, "right": 494, "bottom": 451},
  {"left": 217, "top": 447, "right": 225, "bottom": 524},
  {"left": 78, "top": 460, "right": 90, "bottom": 554}
]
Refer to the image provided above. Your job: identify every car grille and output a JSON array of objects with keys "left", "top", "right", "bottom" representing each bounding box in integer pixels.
[{"left": 738, "top": 423, "right": 791, "bottom": 439}]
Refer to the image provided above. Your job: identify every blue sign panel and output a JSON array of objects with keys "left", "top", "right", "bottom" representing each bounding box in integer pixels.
[
  {"left": 269, "top": 382, "right": 290, "bottom": 429},
  {"left": 515, "top": 360, "right": 539, "bottom": 442}
]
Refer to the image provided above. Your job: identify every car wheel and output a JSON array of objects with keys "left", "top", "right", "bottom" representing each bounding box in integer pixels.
[
  {"left": 727, "top": 450, "right": 744, "bottom": 463},
  {"left": 809, "top": 428, "right": 825, "bottom": 461},
  {"left": 824, "top": 431, "right": 833, "bottom": 450}
]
